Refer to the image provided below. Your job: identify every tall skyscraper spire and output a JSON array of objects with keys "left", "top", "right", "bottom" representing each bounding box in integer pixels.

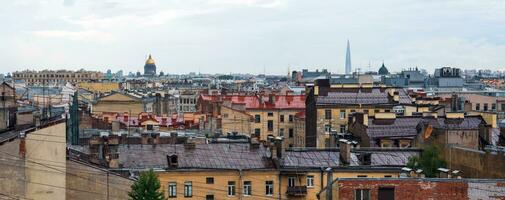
[{"left": 345, "top": 40, "right": 352, "bottom": 74}]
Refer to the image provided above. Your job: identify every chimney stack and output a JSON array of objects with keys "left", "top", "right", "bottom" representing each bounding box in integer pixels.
[
  {"left": 268, "top": 94, "right": 275, "bottom": 104},
  {"left": 19, "top": 132, "right": 26, "bottom": 159},
  {"left": 339, "top": 139, "right": 351, "bottom": 165}
]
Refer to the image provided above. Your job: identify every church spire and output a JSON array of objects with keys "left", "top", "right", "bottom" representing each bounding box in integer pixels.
[{"left": 345, "top": 40, "right": 352, "bottom": 74}]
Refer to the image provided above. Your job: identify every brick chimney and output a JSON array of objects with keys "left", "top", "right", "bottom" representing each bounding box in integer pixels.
[
  {"left": 19, "top": 132, "right": 26, "bottom": 159},
  {"left": 339, "top": 139, "right": 351, "bottom": 165},
  {"left": 123, "top": 112, "right": 129, "bottom": 122},
  {"left": 141, "top": 133, "right": 149, "bottom": 145},
  {"left": 268, "top": 94, "right": 275, "bottom": 104}
]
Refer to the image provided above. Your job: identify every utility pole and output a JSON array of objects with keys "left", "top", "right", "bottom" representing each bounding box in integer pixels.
[
  {"left": 106, "top": 171, "right": 109, "bottom": 200},
  {"left": 326, "top": 167, "right": 333, "bottom": 200}
]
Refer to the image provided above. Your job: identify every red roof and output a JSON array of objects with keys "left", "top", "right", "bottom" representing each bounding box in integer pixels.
[{"left": 201, "top": 94, "right": 305, "bottom": 110}]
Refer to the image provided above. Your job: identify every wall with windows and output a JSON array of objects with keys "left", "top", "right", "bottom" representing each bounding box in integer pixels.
[{"left": 158, "top": 170, "right": 279, "bottom": 199}]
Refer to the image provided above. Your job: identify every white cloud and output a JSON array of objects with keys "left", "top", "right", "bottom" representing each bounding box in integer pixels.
[{"left": 32, "top": 30, "right": 114, "bottom": 42}]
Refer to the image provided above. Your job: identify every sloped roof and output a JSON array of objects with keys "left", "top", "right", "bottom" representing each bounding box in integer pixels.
[
  {"left": 316, "top": 88, "right": 412, "bottom": 105},
  {"left": 118, "top": 143, "right": 274, "bottom": 170},
  {"left": 201, "top": 94, "right": 305, "bottom": 110}
]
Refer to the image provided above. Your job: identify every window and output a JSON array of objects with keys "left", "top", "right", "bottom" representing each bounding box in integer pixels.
[
  {"left": 289, "top": 129, "right": 294, "bottom": 138},
  {"left": 385, "top": 109, "right": 391, "bottom": 113},
  {"left": 279, "top": 128, "right": 284, "bottom": 137},
  {"left": 268, "top": 112, "right": 274, "bottom": 117},
  {"left": 357, "top": 175, "right": 368, "bottom": 178},
  {"left": 339, "top": 110, "right": 346, "bottom": 119},
  {"left": 255, "top": 115, "right": 261, "bottom": 123},
  {"left": 288, "top": 177, "right": 295, "bottom": 187},
  {"left": 484, "top": 103, "right": 489, "bottom": 111},
  {"left": 374, "top": 109, "right": 380, "bottom": 113},
  {"left": 378, "top": 187, "right": 395, "bottom": 200},
  {"left": 355, "top": 189, "right": 371, "bottom": 200},
  {"left": 223, "top": 113, "right": 228, "bottom": 118},
  {"left": 268, "top": 120, "right": 274, "bottom": 131},
  {"left": 228, "top": 181, "right": 236, "bottom": 196},
  {"left": 254, "top": 128, "right": 261, "bottom": 137},
  {"left": 289, "top": 115, "right": 294, "bottom": 122},
  {"left": 280, "top": 115, "right": 285, "bottom": 122},
  {"left": 325, "top": 124, "right": 331, "bottom": 132},
  {"left": 168, "top": 182, "right": 177, "bottom": 198},
  {"left": 340, "top": 125, "right": 346, "bottom": 133},
  {"left": 206, "top": 177, "right": 214, "bottom": 184},
  {"left": 501, "top": 103, "right": 505, "bottom": 111},
  {"left": 325, "top": 109, "right": 332, "bottom": 119},
  {"left": 364, "top": 110, "right": 369, "bottom": 114},
  {"left": 492, "top": 103, "right": 497, "bottom": 111},
  {"left": 184, "top": 182, "right": 192, "bottom": 197},
  {"left": 384, "top": 175, "right": 392, "bottom": 178},
  {"left": 243, "top": 181, "right": 252, "bottom": 196},
  {"left": 307, "top": 176, "right": 314, "bottom": 187},
  {"left": 265, "top": 181, "right": 274, "bottom": 196},
  {"left": 350, "top": 109, "right": 356, "bottom": 113},
  {"left": 206, "top": 195, "right": 214, "bottom": 200},
  {"left": 476, "top": 103, "right": 480, "bottom": 110}
]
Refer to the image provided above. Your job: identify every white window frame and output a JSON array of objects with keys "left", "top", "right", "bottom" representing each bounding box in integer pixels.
[
  {"left": 265, "top": 181, "right": 274, "bottom": 196},
  {"left": 228, "top": 181, "right": 236, "bottom": 196},
  {"left": 184, "top": 181, "right": 192, "bottom": 197},
  {"left": 243, "top": 181, "right": 252, "bottom": 196},
  {"left": 288, "top": 177, "right": 295, "bottom": 187},
  {"left": 168, "top": 182, "right": 177, "bottom": 198},
  {"left": 307, "top": 176, "right": 314, "bottom": 187}
]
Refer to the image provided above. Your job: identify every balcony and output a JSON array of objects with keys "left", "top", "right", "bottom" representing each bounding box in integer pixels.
[{"left": 286, "top": 186, "right": 307, "bottom": 196}]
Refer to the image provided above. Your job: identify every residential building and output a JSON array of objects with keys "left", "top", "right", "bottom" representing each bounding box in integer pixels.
[
  {"left": 305, "top": 79, "right": 416, "bottom": 148},
  {"left": 200, "top": 94, "right": 305, "bottom": 146},
  {"left": 0, "top": 82, "right": 16, "bottom": 130},
  {"left": 92, "top": 92, "right": 154, "bottom": 116},
  {"left": 319, "top": 178, "right": 505, "bottom": 200},
  {"left": 12, "top": 69, "right": 102, "bottom": 85}
]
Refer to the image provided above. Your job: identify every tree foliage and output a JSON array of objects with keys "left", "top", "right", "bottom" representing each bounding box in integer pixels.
[
  {"left": 129, "top": 169, "right": 166, "bottom": 200},
  {"left": 407, "top": 145, "right": 446, "bottom": 177}
]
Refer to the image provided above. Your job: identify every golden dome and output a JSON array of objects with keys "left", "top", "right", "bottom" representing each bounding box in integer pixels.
[{"left": 145, "top": 54, "right": 155, "bottom": 65}]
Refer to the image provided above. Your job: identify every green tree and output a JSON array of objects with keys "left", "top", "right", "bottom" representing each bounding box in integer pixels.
[
  {"left": 129, "top": 169, "right": 166, "bottom": 200},
  {"left": 407, "top": 145, "right": 447, "bottom": 177}
]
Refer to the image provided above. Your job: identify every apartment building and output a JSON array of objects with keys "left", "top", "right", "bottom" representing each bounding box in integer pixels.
[
  {"left": 200, "top": 94, "right": 305, "bottom": 147},
  {"left": 0, "top": 82, "right": 16, "bottom": 130},
  {"left": 305, "top": 79, "right": 416, "bottom": 148},
  {"left": 13, "top": 69, "right": 102, "bottom": 85}
]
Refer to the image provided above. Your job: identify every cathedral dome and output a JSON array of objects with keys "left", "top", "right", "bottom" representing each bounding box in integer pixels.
[
  {"left": 144, "top": 54, "right": 157, "bottom": 76},
  {"left": 378, "top": 62, "right": 389, "bottom": 75}
]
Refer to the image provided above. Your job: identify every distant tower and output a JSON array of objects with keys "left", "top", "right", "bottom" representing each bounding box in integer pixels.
[{"left": 345, "top": 40, "right": 352, "bottom": 74}]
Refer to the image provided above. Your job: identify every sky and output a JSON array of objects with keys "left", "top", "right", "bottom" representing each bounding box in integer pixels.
[{"left": 1, "top": 0, "right": 505, "bottom": 75}]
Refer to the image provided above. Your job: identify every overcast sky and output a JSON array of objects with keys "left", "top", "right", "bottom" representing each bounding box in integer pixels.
[{"left": 1, "top": 0, "right": 505, "bottom": 75}]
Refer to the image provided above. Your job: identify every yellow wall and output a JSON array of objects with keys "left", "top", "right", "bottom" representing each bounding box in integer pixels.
[
  {"left": 158, "top": 170, "right": 279, "bottom": 199},
  {"left": 25, "top": 122, "right": 67, "bottom": 200},
  {"left": 221, "top": 106, "right": 252, "bottom": 136},
  {"left": 93, "top": 102, "right": 144, "bottom": 116},
  {"left": 158, "top": 170, "right": 399, "bottom": 200},
  {"left": 78, "top": 82, "right": 120, "bottom": 93},
  {"left": 221, "top": 107, "right": 303, "bottom": 147}
]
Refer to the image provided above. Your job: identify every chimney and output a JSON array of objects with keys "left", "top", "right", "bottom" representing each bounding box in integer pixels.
[
  {"left": 339, "top": 139, "right": 351, "bottom": 165},
  {"left": 141, "top": 133, "right": 149, "bottom": 145},
  {"left": 250, "top": 138, "right": 260, "bottom": 151},
  {"left": 258, "top": 95, "right": 264, "bottom": 105},
  {"left": 184, "top": 138, "right": 196, "bottom": 150},
  {"left": 152, "top": 133, "right": 160, "bottom": 144},
  {"left": 19, "top": 132, "right": 26, "bottom": 159},
  {"left": 123, "top": 112, "right": 129, "bottom": 122},
  {"left": 111, "top": 120, "right": 120, "bottom": 132},
  {"left": 268, "top": 94, "right": 275, "bottom": 104},
  {"left": 273, "top": 137, "right": 285, "bottom": 160}
]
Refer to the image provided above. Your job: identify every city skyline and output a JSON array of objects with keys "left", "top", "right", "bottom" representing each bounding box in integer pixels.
[{"left": 1, "top": 0, "right": 505, "bottom": 74}]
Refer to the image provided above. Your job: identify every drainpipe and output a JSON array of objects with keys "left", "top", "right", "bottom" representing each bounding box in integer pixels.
[
  {"left": 278, "top": 170, "right": 281, "bottom": 200},
  {"left": 320, "top": 167, "right": 324, "bottom": 194},
  {"left": 239, "top": 169, "right": 243, "bottom": 200},
  {"left": 326, "top": 168, "right": 333, "bottom": 200}
]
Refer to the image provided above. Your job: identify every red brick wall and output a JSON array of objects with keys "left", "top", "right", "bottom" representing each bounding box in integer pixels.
[{"left": 337, "top": 179, "right": 468, "bottom": 200}]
